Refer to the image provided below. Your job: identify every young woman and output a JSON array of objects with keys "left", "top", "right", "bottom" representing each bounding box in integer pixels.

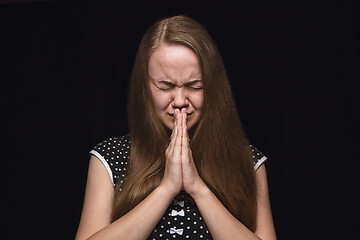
[{"left": 76, "top": 15, "right": 276, "bottom": 240}]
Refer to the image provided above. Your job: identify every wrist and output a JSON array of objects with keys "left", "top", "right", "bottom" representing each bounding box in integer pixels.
[
  {"left": 156, "top": 182, "right": 179, "bottom": 201},
  {"left": 189, "top": 182, "right": 211, "bottom": 201}
]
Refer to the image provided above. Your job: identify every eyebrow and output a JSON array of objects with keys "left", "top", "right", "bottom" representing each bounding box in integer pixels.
[
  {"left": 185, "top": 79, "right": 202, "bottom": 85},
  {"left": 157, "top": 79, "right": 202, "bottom": 86}
]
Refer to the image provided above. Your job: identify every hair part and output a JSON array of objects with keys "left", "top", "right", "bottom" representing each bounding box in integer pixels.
[{"left": 112, "top": 15, "right": 257, "bottom": 230}]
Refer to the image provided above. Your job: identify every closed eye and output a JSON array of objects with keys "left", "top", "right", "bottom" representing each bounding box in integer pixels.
[
  {"left": 185, "top": 80, "right": 203, "bottom": 90},
  {"left": 156, "top": 81, "right": 175, "bottom": 91},
  {"left": 154, "top": 80, "right": 203, "bottom": 90}
]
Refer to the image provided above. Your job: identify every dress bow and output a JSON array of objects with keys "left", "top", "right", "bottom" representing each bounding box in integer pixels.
[
  {"left": 174, "top": 200, "right": 184, "bottom": 207},
  {"left": 170, "top": 227, "right": 184, "bottom": 235},
  {"left": 171, "top": 209, "right": 185, "bottom": 217}
]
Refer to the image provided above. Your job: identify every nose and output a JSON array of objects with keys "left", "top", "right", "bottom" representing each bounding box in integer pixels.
[{"left": 172, "top": 87, "right": 188, "bottom": 109}]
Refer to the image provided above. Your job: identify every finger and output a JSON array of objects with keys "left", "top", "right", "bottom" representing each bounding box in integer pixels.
[
  {"left": 181, "top": 111, "right": 191, "bottom": 162},
  {"left": 181, "top": 109, "right": 188, "bottom": 143},
  {"left": 179, "top": 108, "right": 184, "bottom": 130},
  {"left": 170, "top": 109, "right": 180, "bottom": 150},
  {"left": 182, "top": 125, "right": 190, "bottom": 155},
  {"left": 167, "top": 127, "right": 176, "bottom": 154},
  {"left": 182, "top": 109, "right": 187, "bottom": 128},
  {"left": 173, "top": 128, "right": 182, "bottom": 159},
  {"left": 173, "top": 112, "right": 182, "bottom": 158}
]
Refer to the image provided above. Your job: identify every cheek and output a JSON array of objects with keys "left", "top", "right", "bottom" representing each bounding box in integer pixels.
[
  {"left": 152, "top": 92, "right": 171, "bottom": 110},
  {"left": 191, "top": 92, "right": 204, "bottom": 109},
  {"left": 149, "top": 84, "right": 170, "bottom": 110}
]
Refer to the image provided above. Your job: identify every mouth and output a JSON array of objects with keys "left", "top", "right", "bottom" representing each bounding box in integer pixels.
[{"left": 168, "top": 112, "right": 193, "bottom": 118}]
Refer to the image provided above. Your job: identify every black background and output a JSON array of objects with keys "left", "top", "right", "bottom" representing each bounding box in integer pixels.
[{"left": 1, "top": 0, "right": 359, "bottom": 239}]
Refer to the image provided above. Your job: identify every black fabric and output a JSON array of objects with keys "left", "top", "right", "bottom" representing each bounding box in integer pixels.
[
  {"left": 3, "top": 1, "right": 359, "bottom": 239},
  {"left": 90, "top": 135, "right": 266, "bottom": 239},
  {"left": 91, "top": 135, "right": 130, "bottom": 187}
]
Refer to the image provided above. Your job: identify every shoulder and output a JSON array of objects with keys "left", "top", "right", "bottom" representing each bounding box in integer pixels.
[
  {"left": 91, "top": 135, "right": 130, "bottom": 154},
  {"left": 250, "top": 144, "right": 267, "bottom": 171},
  {"left": 89, "top": 135, "right": 131, "bottom": 187}
]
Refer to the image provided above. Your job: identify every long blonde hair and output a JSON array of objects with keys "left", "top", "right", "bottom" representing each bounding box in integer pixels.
[{"left": 113, "top": 15, "right": 257, "bottom": 230}]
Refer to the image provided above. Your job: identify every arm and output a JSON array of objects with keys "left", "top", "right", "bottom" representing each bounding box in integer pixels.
[
  {"left": 179, "top": 110, "right": 276, "bottom": 240},
  {"left": 75, "top": 156, "right": 174, "bottom": 240},
  {"left": 191, "top": 165, "right": 276, "bottom": 240},
  {"left": 76, "top": 110, "right": 184, "bottom": 240},
  {"left": 254, "top": 165, "right": 277, "bottom": 239}
]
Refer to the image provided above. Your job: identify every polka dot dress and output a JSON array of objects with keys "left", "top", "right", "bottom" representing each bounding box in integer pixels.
[{"left": 90, "top": 135, "right": 267, "bottom": 239}]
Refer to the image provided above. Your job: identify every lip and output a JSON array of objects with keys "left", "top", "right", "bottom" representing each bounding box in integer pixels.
[{"left": 167, "top": 112, "right": 193, "bottom": 118}]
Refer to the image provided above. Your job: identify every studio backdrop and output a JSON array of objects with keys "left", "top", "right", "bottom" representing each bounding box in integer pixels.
[{"left": 1, "top": 0, "right": 359, "bottom": 239}]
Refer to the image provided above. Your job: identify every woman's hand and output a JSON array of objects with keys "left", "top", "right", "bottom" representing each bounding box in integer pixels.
[
  {"left": 159, "top": 108, "right": 183, "bottom": 198},
  {"left": 159, "top": 108, "right": 208, "bottom": 199},
  {"left": 179, "top": 108, "right": 208, "bottom": 198}
]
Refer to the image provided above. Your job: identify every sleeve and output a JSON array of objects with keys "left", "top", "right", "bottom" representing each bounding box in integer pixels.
[
  {"left": 250, "top": 145, "right": 267, "bottom": 171},
  {"left": 89, "top": 135, "right": 130, "bottom": 187}
]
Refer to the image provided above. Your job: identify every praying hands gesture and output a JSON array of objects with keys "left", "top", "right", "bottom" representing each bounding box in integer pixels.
[
  {"left": 160, "top": 108, "right": 207, "bottom": 199},
  {"left": 76, "top": 15, "right": 276, "bottom": 240},
  {"left": 159, "top": 108, "right": 274, "bottom": 239}
]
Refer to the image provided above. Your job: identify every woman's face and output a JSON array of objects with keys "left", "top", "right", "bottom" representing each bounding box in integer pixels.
[{"left": 148, "top": 43, "right": 204, "bottom": 131}]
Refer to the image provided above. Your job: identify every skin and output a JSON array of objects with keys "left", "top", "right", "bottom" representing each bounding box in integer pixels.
[
  {"left": 148, "top": 43, "right": 206, "bottom": 197},
  {"left": 148, "top": 43, "right": 204, "bottom": 132},
  {"left": 75, "top": 43, "right": 277, "bottom": 240},
  {"left": 161, "top": 108, "right": 206, "bottom": 199}
]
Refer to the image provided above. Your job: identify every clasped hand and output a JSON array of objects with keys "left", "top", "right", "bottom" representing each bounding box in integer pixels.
[{"left": 160, "top": 108, "right": 207, "bottom": 199}]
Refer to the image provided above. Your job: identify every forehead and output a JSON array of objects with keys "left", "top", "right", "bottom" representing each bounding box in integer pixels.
[{"left": 148, "top": 43, "right": 202, "bottom": 83}]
